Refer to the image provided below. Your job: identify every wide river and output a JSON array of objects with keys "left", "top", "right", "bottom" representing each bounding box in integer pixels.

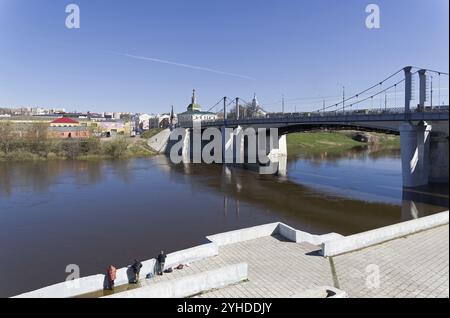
[{"left": 0, "top": 146, "right": 448, "bottom": 297}]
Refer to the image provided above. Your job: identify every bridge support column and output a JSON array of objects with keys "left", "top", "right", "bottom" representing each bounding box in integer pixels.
[
  {"left": 221, "top": 126, "right": 234, "bottom": 163},
  {"left": 277, "top": 156, "right": 288, "bottom": 176},
  {"left": 234, "top": 126, "right": 245, "bottom": 164},
  {"left": 278, "top": 134, "right": 287, "bottom": 157},
  {"left": 182, "top": 128, "right": 191, "bottom": 163},
  {"left": 266, "top": 133, "right": 288, "bottom": 176},
  {"left": 275, "top": 135, "right": 288, "bottom": 176},
  {"left": 400, "top": 122, "right": 432, "bottom": 187},
  {"left": 429, "top": 132, "right": 449, "bottom": 183},
  {"left": 267, "top": 134, "right": 288, "bottom": 158},
  {"left": 404, "top": 66, "right": 413, "bottom": 112}
]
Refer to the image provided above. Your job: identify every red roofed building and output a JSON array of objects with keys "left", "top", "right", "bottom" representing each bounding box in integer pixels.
[
  {"left": 50, "top": 117, "right": 80, "bottom": 127},
  {"left": 49, "top": 117, "right": 90, "bottom": 139}
]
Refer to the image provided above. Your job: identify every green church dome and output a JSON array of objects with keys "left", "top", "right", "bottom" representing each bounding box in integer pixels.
[
  {"left": 187, "top": 102, "right": 202, "bottom": 112},
  {"left": 187, "top": 90, "right": 202, "bottom": 112}
]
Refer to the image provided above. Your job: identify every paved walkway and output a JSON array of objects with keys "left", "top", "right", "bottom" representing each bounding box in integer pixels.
[
  {"left": 196, "top": 225, "right": 449, "bottom": 298},
  {"left": 106, "top": 225, "right": 449, "bottom": 298},
  {"left": 332, "top": 224, "right": 449, "bottom": 298}
]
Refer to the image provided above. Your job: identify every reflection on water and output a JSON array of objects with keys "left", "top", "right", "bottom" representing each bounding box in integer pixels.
[
  {"left": 287, "top": 145, "right": 404, "bottom": 204},
  {"left": 0, "top": 146, "right": 448, "bottom": 297}
]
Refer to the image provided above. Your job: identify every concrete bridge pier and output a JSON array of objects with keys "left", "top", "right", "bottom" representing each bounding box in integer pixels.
[
  {"left": 429, "top": 132, "right": 449, "bottom": 183},
  {"left": 400, "top": 122, "right": 432, "bottom": 188},
  {"left": 262, "top": 132, "right": 288, "bottom": 176},
  {"left": 275, "top": 155, "right": 288, "bottom": 177},
  {"left": 268, "top": 134, "right": 287, "bottom": 158},
  {"left": 274, "top": 135, "right": 288, "bottom": 176},
  {"left": 234, "top": 126, "right": 246, "bottom": 164},
  {"left": 182, "top": 128, "right": 191, "bottom": 163},
  {"left": 228, "top": 127, "right": 288, "bottom": 175},
  {"left": 221, "top": 126, "right": 235, "bottom": 164}
]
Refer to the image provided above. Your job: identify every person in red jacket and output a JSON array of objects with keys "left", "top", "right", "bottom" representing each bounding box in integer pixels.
[{"left": 106, "top": 265, "right": 117, "bottom": 290}]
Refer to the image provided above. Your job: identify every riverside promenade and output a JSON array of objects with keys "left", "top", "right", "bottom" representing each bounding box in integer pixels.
[
  {"left": 196, "top": 224, "right": 449, "bottom": 298},
  {"left": 15, "top": 211, "right": 449, "bottom": 298}
]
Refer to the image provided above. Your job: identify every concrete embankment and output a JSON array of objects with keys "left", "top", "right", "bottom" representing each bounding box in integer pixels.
[
  {"left": 104, "top": 263, "right": 248, "bottom": 298},
  {"left": 14, "top": 211, "right": 449, "bottom": 298},
  {"left": 147, "top": 129, "right": 171, "bottom": 153},
  {"left": 322, "top": 210, "right": 449, "bottom": 257},
  {"left": 14, "top": 242, "right": 219, "bottom": 298}
]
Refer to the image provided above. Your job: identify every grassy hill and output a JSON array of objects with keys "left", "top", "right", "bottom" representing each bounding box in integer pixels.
[{"left": 287, "top": 130, "right": 400, "bottom": 154}]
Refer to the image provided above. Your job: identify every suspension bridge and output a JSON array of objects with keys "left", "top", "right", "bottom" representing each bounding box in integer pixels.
[
  {"left": 151, "top": 66, "right": 449, "bottom": 188},
  {"left": 181, "top": 66, "right": 448, "bottom": 129}
]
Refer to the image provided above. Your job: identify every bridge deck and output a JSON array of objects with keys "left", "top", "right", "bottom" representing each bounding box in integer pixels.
[{"left": 180, "top": 107, "right": 449, "bottom": 129}]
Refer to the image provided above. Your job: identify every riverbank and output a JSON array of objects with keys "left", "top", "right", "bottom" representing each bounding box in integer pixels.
[
  {"left": 1, "top": 129, "right": 399, "bottom": 162},
  {"left": 287, "top": 130, "right": 400, "bottom": 154},
  {"left": 0, "top": 137, "right": 157, "bottom": 162}
]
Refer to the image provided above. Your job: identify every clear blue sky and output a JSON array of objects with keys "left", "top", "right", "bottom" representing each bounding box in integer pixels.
[{"left": 0, "top": 0, "right": 448, "bottom": 114}]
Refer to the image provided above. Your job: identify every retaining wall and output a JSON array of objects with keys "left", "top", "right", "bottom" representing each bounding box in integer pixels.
[
  {"left": 103, "top": 263, "right": 248, "bottom": 298},
  {"left": 147, "top": 129, "right": 171, "bottom": 153},
  {"left": 322, "top": 211, "right": 449, "bottom": 257},
  {"left": 207, "top": 222, "right": 343, "bottom": 246},
  {"left": 14, "top": 242, "right": 218, "bottom": 298}
]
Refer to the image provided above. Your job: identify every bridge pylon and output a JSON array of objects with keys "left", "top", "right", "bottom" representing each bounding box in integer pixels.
[{"left": 400, "top": 122, "right": 432, "bottom": 187}]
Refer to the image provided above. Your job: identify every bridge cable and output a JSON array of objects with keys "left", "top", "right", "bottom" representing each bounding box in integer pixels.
[
  {"left": 317, "top": 68, "right": 406, "bottom": 112},
  {"left": 206, "top": 97, "right": 225, "bottom": 113},
  {"left": 438, "top": 73, "right": 441, "bottom": 106},
  {"left": 411, "top": 67, "right": 449, "bottom": 76},
  {"left": 379, "top": 82, "right": 383, "bottom": 108},
  {"left": 394, "top": 84, "right": 397, "bottom": 108},
  {"left": 335, "top": 70, "right": 420, "bottom": 112},
  {"left": 224, "top": 98, "right": 235, "bottom": 115},
  {"left": 341, "top": 77, "right": 407, "bottom": 110}
]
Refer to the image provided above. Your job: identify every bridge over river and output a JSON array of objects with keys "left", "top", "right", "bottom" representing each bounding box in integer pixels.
[{"left": 149, "top": 66, "right": 449, "bottom": 188}]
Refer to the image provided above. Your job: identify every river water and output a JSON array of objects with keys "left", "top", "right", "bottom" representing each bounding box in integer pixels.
[{"left": 0, "top": 146, "right": 448, "bottom": 297}]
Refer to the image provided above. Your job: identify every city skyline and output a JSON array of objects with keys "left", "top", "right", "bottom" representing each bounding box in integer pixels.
[{"left": 0, "top": 0, "right": 449, "bottom": 114}]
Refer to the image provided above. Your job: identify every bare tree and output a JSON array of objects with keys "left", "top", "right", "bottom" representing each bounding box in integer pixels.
[
  {"left": 103, "top": 137, "right": 129, "bottom": 158},
  {"left": 0, "top": 122, "right": 16, "bottom": 153},
  {"left": 26, "top": 123, "right": 50, "bottom": 155}
]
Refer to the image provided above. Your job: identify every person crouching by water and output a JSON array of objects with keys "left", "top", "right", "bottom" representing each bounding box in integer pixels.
[
  {"left": 105, "top": 265, "right": 117, "bottom": 290},
  {"left": 131, "top": 259, "right": 143, "bottom": 284},
  {"left": 157, "top": 251, "right": 167, "bottom": 275}
]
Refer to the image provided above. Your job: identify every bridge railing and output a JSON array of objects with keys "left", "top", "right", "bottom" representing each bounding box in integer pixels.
[{"left": 178, "top": 106, "right": 449, "bottom": 128}]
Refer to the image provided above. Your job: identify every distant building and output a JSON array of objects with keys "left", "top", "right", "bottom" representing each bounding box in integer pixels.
[
  {"left": 170, "top": 105, "right": 178, "bottom": 127},
  {"left": 31, "top": 107, "right": 46, "bottom": 116},
  {"left": 138, "top": 114, "right": 152, "bottom": 131},
  {"left": 50, "top": 117, "right": 80, "bottom": 127},
  {"left": 246, "top": 93, "right": 267, "bottom": 118},
  {"left": 48, "top": 118, "right": 90, "bottom": 139},
  {"left": 159, "top": 114, "right": 172, "bottom": 128},
  {"left": 97, "top": 121, "right": 132, "bottom": 137},
  {"left": 48, "top": 126, "right": 91, "bottom": 139},
  {"left": 177, "top": 90, "right": 218, "bottom": 126},
  {"left": 149, "top": 109, "right": 178, "bottom": 129}
]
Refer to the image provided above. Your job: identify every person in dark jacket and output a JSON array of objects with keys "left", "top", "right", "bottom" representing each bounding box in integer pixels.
[
  {"left": 157, "top": 251, "right": 167, "bottom": 275},
  {"left": 131, "top": 259, "right": 142, "bottom": 284}
]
